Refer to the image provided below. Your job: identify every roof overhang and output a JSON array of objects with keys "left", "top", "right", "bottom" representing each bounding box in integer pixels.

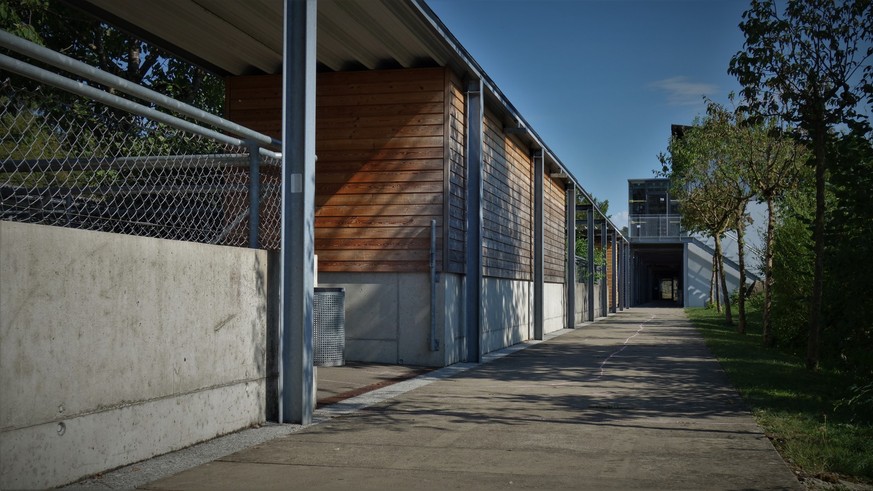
[
  {"left": 64, "top": 0, "right": 460, "bottom": 76},
  {"left": 63, "top": 0, "right": 626, "bottom": 239}
]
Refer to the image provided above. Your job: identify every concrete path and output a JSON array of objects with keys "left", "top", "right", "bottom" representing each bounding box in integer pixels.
[{"left": 141, "top": 308, "right": 802, "bottom": 490}]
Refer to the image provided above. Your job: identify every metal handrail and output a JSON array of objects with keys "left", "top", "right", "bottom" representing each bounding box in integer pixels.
[
  {"left": 0, "top": 29, "right": 280, "bottom": 150},
  {"left": 0, "top": 53, "right": 281, "bottom": 161}
]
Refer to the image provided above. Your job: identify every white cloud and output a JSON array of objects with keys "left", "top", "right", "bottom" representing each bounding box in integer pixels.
[
  {"left": 613, "top": 210, "right": 629, "bottom": 231},
  {"left": 649, "top": 76, "right": 718, "bottom": 107}
]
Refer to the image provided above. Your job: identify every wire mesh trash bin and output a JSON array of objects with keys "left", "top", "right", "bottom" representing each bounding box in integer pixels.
[{"left": 313, "top": 287, "right": 345, "bottom": 367}]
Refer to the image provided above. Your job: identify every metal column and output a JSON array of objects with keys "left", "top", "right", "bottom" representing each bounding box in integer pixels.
[
  {"left": 587, "top": 207, "right": 595, "bottom": 322},
  {"left": 280, "top": 0, "right": 316, "bottom": 425},
  {"left": 533, "top": 150, "right": 544, "bottom": 340},
  {"left": 247, "top": 141, "right": 261, "bottom": 249},
  {"left": 600, "top": 220, "right": 607, "bottom": 317},
  {"left": 565, "top": 185, "right": 576, "bottom": 328},
  {"left": 610, "top": 229, "right": 617, "bottom": 313},
  {"left": 464, "top": 79, "right": 483, "bottom": 363}
]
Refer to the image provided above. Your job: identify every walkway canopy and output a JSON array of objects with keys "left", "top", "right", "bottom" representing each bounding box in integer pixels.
[{"left": 61, "top": 0, "right": 627, "bottom": 423}]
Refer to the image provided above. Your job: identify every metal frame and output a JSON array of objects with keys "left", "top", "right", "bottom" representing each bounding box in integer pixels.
[
  {"left": 0, "top": 29, "right": 279, "bottom": 150},
  {"left": 533, "top": 150, "right": 544, "bottom": 340},
  {"left": 587, "top": 206, "right": 595, "bottom": 322},
  {"left": 279, "top": 0, "right": 316, "bottom": 425},
  {"left": 610, "top": 229, "right": 617, "bottom": 313},
  {"left": 600, "top": 220, "right": 607, "bottom": 317},
  {"left": 565, "top": 184, "right": 576, "bottom": 328},
  {"left": 464, "top": 78, "right": 483, "bottom": 363}
]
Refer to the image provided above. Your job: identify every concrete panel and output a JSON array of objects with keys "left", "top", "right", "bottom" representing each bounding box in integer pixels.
[
  {"left": 0, "top": 222, "right": 270, "bottom": 489},
  {"left": 0, "top": 382, "right": 262, "bottom": 490},
  {"left": 686, "top": 242, "right": 712, "bottom": 307},
  {"left": 344, "top": 339, "right": 398, "bottom": 364},
  {"left": 575, "top": 282, "right": 588, "bottom": 325},
  {"left": 398, "top": 274, "right": 437, "bottom": 366},
  {"left": 439, "top": 273, "right": 464, "bottom": 366},
  {"left": 593, "top": 283, "right": 603, "bottom": 318},
  {"left": 318, "top": 272, "right": 447, "bottom": 367},
  {"left": 480, "top": 277, "right": 531, "bottom": 355},
  {"left": 685, "top": 241, "right": 743, "bottom": 308},
  {"left": 543, "top": 282, "right": 565, "bottom": 333}
]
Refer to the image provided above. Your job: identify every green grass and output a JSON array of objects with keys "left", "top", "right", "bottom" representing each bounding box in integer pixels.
[{"left": 686, "top": 306, "right": 873, "bottom": 484}]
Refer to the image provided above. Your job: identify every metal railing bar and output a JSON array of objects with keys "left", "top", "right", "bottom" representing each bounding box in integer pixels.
[
  {"left": 0, "top": 29, "right": 281, "bottom": 150},
  {"left": 0, "top": 53, "right": 282, "bottom": 160},
  {"left": 2, "top": 183, "right": 278, "bottom": 197},
  {"left": 1, "top": 154, "right": 280, "bottom": 173}
]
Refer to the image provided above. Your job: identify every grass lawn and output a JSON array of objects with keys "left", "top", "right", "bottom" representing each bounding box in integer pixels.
[{"left": 686, "top": 306, "right": 873, "bottom": 485}]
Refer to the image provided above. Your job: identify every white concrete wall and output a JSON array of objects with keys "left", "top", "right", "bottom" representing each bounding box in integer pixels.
[
  {"left": 685, "top": 241, "right": 742, "bottom": 308},
  {"left": 480, "top": 277, "right": 531, "bottom": 355},
  {"left": 544, "top": 282, "right": 566, "bottom": 334},
  {"left": 574, "top": 282, "right": 588, "bottom": 325},
  {"left": 318, "top": 272, "right": 451, "bottom": 367},
  {"left": 0, "top": 222, "right": 270, "bottom": 490},
  {"left": 440, "top": 273, "right": 465, "bottom": 366},
  {"left": 593, "top": 283, "right": 603, "bottom": 318}
]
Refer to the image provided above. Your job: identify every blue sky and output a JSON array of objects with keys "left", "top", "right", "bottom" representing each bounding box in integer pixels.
[{"left": 426, "top": 0, "right": 750, "bottom": 230}]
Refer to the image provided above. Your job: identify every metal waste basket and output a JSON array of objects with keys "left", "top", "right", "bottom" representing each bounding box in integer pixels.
[{"left": 313, "top": 287, "right": 345, "bottom": 367}]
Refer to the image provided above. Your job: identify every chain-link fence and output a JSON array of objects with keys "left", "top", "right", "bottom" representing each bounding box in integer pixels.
[{"left": 1, "top": 78, "right": 281, "bottom": 249}]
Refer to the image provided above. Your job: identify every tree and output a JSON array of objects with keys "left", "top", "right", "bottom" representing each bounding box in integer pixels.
[
  {"left": 824, "top": 132, "right": 873, "bottom": 376},
  {"left": 736, "top": 114, "right": 808, "bottom": 345},
  {"left": 660, "top": 102, "right": 751, "bottom": 326},
  {"left": 729, "top": 0, "right": 873, "bottom": 369},
  {"left": 0, "top": 0, "right": 224, "bottom": 123}
]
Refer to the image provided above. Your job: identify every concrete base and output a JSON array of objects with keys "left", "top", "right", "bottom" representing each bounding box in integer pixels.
[
  {"left": 0, "top": 222, "right": 270, "bottom": 489},
  {"left": 317, "top": 272, "right": 462, "bottom": 367}
]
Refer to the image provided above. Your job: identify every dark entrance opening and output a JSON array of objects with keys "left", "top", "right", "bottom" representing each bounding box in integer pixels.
[{"left": 632, "top": 243, "right": 684, "bottom": 306}]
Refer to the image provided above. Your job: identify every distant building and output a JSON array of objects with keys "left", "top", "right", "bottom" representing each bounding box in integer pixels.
[{"left": 627, "top": 177, "right": 748, "bottom": 307}]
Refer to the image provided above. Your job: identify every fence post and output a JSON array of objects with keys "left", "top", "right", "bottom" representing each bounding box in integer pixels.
[{"left": 247, "top": 141, "right": 261, "bottom": 249}]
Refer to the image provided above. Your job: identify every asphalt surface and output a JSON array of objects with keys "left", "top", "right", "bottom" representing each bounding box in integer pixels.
[{"left": 132, "top": 307, "right": 801, "bottom": 491}]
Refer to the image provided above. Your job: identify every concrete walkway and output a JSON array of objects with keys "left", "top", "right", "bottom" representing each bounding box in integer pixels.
[{"left": 141, "top": 308, "right": 802, "bottom": 490}]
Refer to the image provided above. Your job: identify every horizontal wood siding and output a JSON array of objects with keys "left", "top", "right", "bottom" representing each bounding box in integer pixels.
[
  {"left": 482, "top": 110, "right": 533, "bottom": 280},
  {"left": 446, "top": 73, "right": 466, "bottom": 274},
  {"left": 226, "top": 68, "right": 449, "bottom": 273},
  {"left": 544, "top": 174, "right": 566, "bottom": 283}
]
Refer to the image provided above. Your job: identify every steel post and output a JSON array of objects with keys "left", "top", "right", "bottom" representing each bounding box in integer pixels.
[
  {"left": 464, "top": 79, "right": 483, "bottom": 363},
  {"left": 587, "top": 207, "right": 595, "bottom": 322},
  {"left": 565, "top": 185, "right": 576, "bottom": 328},
  {"left": 280, "top": 0, "right": 316, "bottom": 425},
  {"left": 601, "top": 220, "right": 607, "bottom": 317},
  {"left": 247, "top": 141, "right": 261, "bottom": 249},
  {"left": 611, "top": 228, "right": 617, "bottom": 313},
  {"left": 533, "top": 150, "right": 544, "bottom": 340}
]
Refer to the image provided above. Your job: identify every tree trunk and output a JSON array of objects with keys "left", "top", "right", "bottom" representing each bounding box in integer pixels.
[
  {"left": 736, "top": 216, "right": 747, "bottom": 334},
  {"left": 715, "top": 234, "right": 732, "bottom": 325},
  {"left": 763, "top": 197, "right": 775, "bottom": 347},
  {"left": 711, "top": 253, "right": 720, "bottom": 312},
  {"left": 806, "top": 118, "right": 826, "bottom": 371}
]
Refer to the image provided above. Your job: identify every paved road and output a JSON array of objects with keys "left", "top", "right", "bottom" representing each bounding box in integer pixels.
[{"left": 142, "top": 308, "right": 802, "bottom": 490}]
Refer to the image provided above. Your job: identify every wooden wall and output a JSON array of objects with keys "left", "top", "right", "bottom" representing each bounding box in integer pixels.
[
  {"left": 482, "top": 110, "right": 533, "bottom": 280},
  {"left": 446, "top": 74, "right": 466, "bottom": 274},
  {"left": 315, "top": 68, "right": 447, "bottom": 272},
  {"left": 226, "top": 67, "right": 451, "bottom": 273},
  {"left": 544, "top": 174, "right": 566, "bottom": 283},
  {"left": 225, "top": 67, "right": 569, "bottom": 283}
]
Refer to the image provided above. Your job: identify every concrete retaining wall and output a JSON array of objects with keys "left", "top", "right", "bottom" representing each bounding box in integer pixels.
[{"left": 0, "top": 222, "right": 271, "bottom": 489}]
